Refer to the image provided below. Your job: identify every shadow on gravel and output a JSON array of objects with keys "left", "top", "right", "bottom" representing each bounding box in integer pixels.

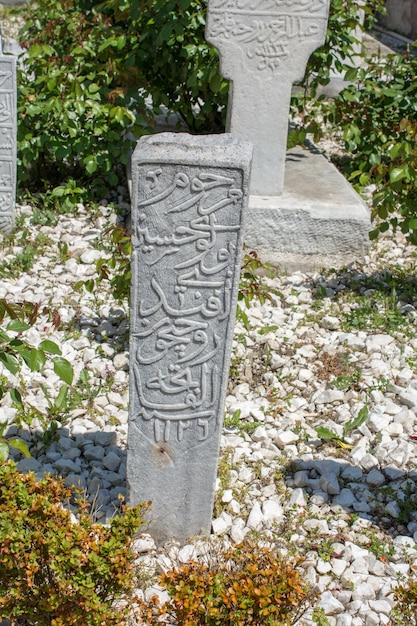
[
  {"left": 14, "top": 427, "right": 128, "bottom": 524},
  {"left": 281, "top": 455, "right": 417, "bottom": 546},
  {"left": 68, "top": 306, "right": 129, "bottom": 353},
  {"left": 311, "top": 266, "right": 417, "bottom": 315}
]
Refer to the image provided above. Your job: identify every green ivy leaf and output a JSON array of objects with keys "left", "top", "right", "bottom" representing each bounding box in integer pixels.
[
  {"left": 85, "top": 279, "right": 95, "bottom": 293},
  {"left": 84, "top": 157, "right": 98, "bottom": 174},
  {"left": 27, "top": 348, "right": 47, "bottom": 372},
  {"left": 54, "top": 385, "right": 69, "bottom": 411},
  {"left": 38, "top": 340, "right": 62, "bottom": 355},
  {"left": 8, "top": 338, "right": 26, "bottom": 351},
  {"left": 344, "top": 67, "right": 358, "bottom": 82},
  {"left": 0, "top": 329, "right": 10, "bottom": 343},
  {"left": 315, "top": 426, "right": 338, "bottom": 440},
  {"left": 0, "top": 352, "right": 19, "bottom": 375},
  {"left": 8, "top": 438, "right": 31, "bottom": 458},
  {"left": 407, "top": 218, "right": 417, "bottom": 230},
  {"left": 10, "top": 388, "right": 22, "bottom": 406},
  {"left": 389, "top": 165, "right": 408, "bottom": 184},
  {"left": 0, "top": 440, "right": 8, "bottom": 462},
  {"left": 6, "top": 320, "right": 31, "bottom": 333},
  {"left": 343, "top": 406, "right": 368, "bottom": 436},
  {"left": 53, "top": 357, "right": 74, "bottom": 386}
]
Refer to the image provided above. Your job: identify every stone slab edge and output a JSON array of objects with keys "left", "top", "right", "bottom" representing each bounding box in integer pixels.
[{"left": 245, "top": 144, "right": 371, "bottom": 270}]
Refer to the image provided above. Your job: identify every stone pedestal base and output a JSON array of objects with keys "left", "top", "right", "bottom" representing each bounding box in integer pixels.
[{"left": 245, "top": 144, "right": 370, "bottom": 271}]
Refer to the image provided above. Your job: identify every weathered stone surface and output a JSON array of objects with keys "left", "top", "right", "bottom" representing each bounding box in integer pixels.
[
  {"left": 127, "top": 133, "right": 252, "bottom": 544},
  {"left": 0, "top": 40, "right": 16, "bottom": 234},
  {"left": 206, "top": 0, "right": 330, "bottom": 196}
]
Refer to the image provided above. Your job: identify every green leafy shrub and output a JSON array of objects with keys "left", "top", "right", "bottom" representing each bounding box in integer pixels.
[
  {"left": 299, "top": 0, "right": 384, "bottom": 92},
  {"left": 18, "top": 0, "right": 151, "bottom": 200},
  {"left": 131, "top": 0, "right": 228, "bottom": 133},
  {"left": 17, "top": 0, "right": 385, "bottom": 205},
  {"left": 17, "top": 0, "right": 227, "bottom": 203},
  {"left": 291, "top": 24, "right": 417, "bottom": 245},
  {"left": 137, "top": 539, "right": 312, "bottom": 625},
  {"left": 333, "top": 54, "right": 417, "bottom": 243},
  {"left": 289, "top": 0, "right": 385, "bottom": 144},
  {"left": 0, "top": 461, "right": 146, "bottom": 626}
]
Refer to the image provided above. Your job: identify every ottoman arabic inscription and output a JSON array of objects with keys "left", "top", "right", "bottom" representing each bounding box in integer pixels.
[{"left": 131, "top": 164, "right": 244, "bottom": 447}]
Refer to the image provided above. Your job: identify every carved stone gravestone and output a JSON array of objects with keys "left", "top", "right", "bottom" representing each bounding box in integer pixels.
[
  {"left": 127, "top": 133, "right": 252, "bottom": 544},
  {"left": 0, "top": 36, "right": 16, "bottom": 234},
  {"left": 206, "top": 0, "right": 330, "bottom": 196}
]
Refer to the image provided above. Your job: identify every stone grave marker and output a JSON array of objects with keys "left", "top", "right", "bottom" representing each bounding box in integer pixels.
[
  {"left": 0, "top": 34, "right": 16, "bottom": 234},
  {"left": 127, "top": 133, "right": 252, "bottom": 544},
  {"left": 206, "top": 0, "right": 331, "bottom": 196}
]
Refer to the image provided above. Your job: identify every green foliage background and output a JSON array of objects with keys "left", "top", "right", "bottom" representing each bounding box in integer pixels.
[
  {"left": 17, "top": 0, "right": 228, "bottom": 203},
  {"left": 17, "top": 0, "right": 384, "bottom": 201}
]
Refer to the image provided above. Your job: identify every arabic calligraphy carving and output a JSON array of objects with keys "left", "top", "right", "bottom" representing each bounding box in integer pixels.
[
  {"left": 131, "top": 164, "right": 244, "bottom": 446},
  {"left": 0, "top": 160, "right": 12, "bottom": 188},
  {"left": 207, "top": 0, "right": 328, "bottom": 73},
  {"left": 209, "top": 0, "right": 327, "bottom": 11}
]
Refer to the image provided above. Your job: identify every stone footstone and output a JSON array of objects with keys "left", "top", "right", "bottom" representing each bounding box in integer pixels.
[
  {"left": 127, "top": 133, "right": 252, "bottom": 544},
  {"left": 245, "top": 143, "right": 370, "bottom": 270}
]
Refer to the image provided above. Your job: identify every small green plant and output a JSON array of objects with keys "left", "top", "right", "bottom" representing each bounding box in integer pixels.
[
  {"left": 365, "top": 533, "right": 395, "bottom": 561},
  {"left": 0, "top": 231, "right": 53, "bottom": 279},
  {"left": 331, "top": 366, "right": 362, "bottom": 391},
  {"left": 237, "top": 251, "right": 276, "bottom": 331},
  {"left": 397, "top": 482, "right": 417, "bottom": 524},
  {"left": 314, "top": 538, "right": 335, "bottom": 563},
  {"left": 0, "top": 300, "right": 73, "bottom": 459},
  {"left": 317, "top": 350, "right": 363, "bottom": 391},
  {"left": 213, "top": 446, "right": 235, "bottom": 517},
  {"left": 239, "top": 421, "right": 263, "bottom": 435},
  {"left": 392, "top": 576, "right": 417, "bottom": 626},
  {"left": 0, "top": 461, "right": 146, "bottom": 626},
  {"left": 223, "top": 408, "right": 242, "bottom": 432},
  {"left": 0, "top": 306, "right": 73, "bottom": 387},
  {"left": 74, "top": 224, "right": 132, "bottom": 303},
  {"left": 33, "top": 419, "right": 60, "bottom": 454},
  {"left": 137, "top": 539, "right": 313, "bottom": 625},
  {"left": 66, "top": 368, "right": 105, "bottom": 412},
  {"left": 342, "top": 291, "right": 408, "bottom": 332},
  {"left": 312, "top": 607, "right": 331, "bottom": 626},
  {"left": 224, "top": 408, "right": 262, "bottom": 437},
  {"left": 315, "top": 405, "right": 368, "bottom": 449}
]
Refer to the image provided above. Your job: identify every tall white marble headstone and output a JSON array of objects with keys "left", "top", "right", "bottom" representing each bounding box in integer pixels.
[
  {"left": 206, "top": 0, "right": 330, "bottom": 196},
  {"left": 0, "top": 36, "right": 16, "bottom": 234},
  {"left": 127, "top": 133, "right": 252, "bottom": 544}
]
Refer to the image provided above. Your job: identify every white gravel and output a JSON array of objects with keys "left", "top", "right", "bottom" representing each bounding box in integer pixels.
[{"left": 1, "top": 201, "right": 417, "bottom": 624}]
